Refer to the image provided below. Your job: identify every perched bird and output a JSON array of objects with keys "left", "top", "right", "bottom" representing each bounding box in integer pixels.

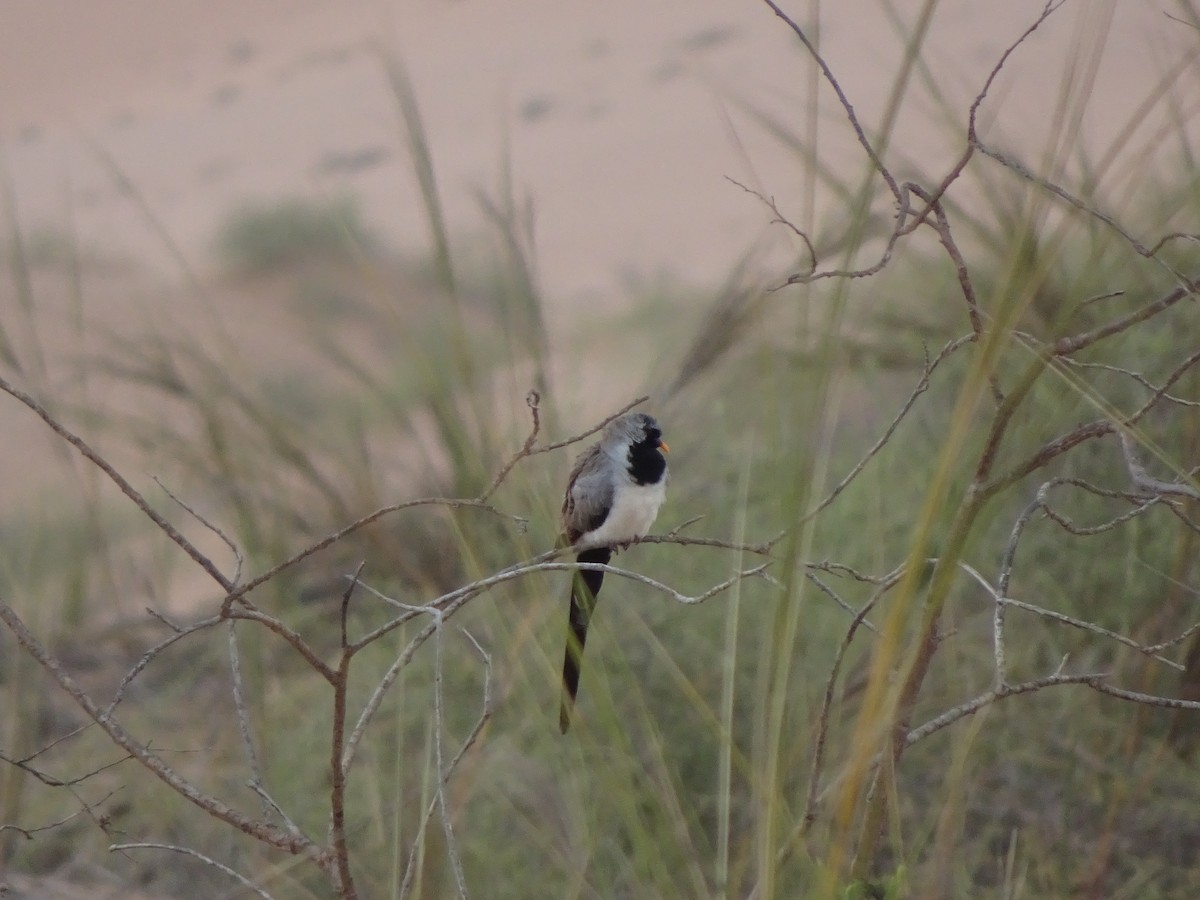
[{"left": 558, "top": 411, "right": 669, "bottom": 733}]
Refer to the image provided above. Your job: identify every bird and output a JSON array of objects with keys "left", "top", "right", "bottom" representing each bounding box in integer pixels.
[{"left": 558, "top": 411, "right": 669, "bottom": 733}]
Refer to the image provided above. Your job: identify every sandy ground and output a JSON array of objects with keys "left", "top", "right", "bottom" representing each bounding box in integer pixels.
[{"left": 2, "top": 1, "right": 1194, "bottom": 301}]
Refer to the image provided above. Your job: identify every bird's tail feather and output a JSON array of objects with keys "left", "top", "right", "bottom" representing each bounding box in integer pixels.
[{"left": 560, "top": 547, "right": 612, "bottom": 733}]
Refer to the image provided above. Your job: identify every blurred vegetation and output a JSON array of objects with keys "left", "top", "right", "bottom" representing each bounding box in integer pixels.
[
  {"left": 2, "top": 5, "right": 1200, "bottom": 899},
  {"left": 214, "top": 195, "right": 378, "bottom": 275}
]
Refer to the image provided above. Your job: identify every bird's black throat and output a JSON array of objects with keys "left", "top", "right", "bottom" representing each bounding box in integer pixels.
[{"left": 626, "top": 434, "right": 667, "bottom": 486}]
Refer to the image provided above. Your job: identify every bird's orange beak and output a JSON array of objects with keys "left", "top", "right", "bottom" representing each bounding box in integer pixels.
[{"left": 659, "top": 439, "right": 670, "bottom": 453}]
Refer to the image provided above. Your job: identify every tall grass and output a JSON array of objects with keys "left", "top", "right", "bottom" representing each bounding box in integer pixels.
[{"left": 2, "top": 4, "right": 1200, "bottom": 898}]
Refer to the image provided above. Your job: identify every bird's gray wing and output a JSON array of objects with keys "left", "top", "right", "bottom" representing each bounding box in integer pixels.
[{"left": 561, "top": 445, "right": 615, "bottom": 544}]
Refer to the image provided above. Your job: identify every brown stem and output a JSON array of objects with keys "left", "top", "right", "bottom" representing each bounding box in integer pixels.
[{"left": 0, "top": 596, "right": 329, "bottom": 868}]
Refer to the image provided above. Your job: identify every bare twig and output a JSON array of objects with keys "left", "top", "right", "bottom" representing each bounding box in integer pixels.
[
  {"left": 801, "top": 335, "right": 974, "bottom": 523},
  {"left": 726, "top": 176, "right": 817, "bottom": 275},
  {"left": 398, "top": 627, "right": 493, "bottom": 900},
  {"left": 1060, "top": 357, "right": 1200, "bottom": 410},
  {"left": 220, "top": 497, "right": 514, "bottom": 614},
  {"left": 1088, "top": 681, "right": 1200, "bottom": 710},
  {"left": 1002, "top": 596, "right": 1184, "bottom": 672},
  {"left": 0, "top": 374, "right": 232, "bottom": 590},
  {"left": 904, "top": 672, "right": 1107, "bottom": 747},
  {"left": 227, "top": 621, "right": 263, "bottom": 787},
  {"left": 224, "top": 604, "right": 338, "bottom": 684},
  {"left": 805, "top": 560, "right": 907, "bottom": 585},
  {"left": 981, "top": 419, "right": 1115, "bottom": 498},
  {"left": 801, "top": 592, "right": 885, "bottom": 831},
  {"left": 0, "top": 745, "right": 128, "bottom": 789},
  {"left": 1, "top": 806, "right": 90, "bottom": 839},
  {"left": 153, "top": 474, "right": 244, "bottom": 584},
  {"left": 477, "top": 389, "right": 543, "bottom": 502},
  {"left": 631, "top": 532, "right": 780, "bottom": 556},
  {"left": 110, "top": 843, "right": 275, "bottom": 899},
  {"left": 967, "top": 1, "right": 1068, "bottom": 146},
  {"left": 341, "top": 558, "right": 769, "bottom": 772},
  {"left": 759, "top": 0, "right": 900, "bottom": 202},
  {"left": 431, "top": 619, "right": 469, "bottom": 900},
  {"left": 105, "top": 616, "right": 224, "bottom": 716},
  {"left": 1124, "top": 349, "right": 1200, "bottom": 429},
  {"left": 329, "top": 575, "right": 361, "bottom": 900},
  {"left": 1053, "top": 284, "right": 1194, "bottom": 358},
  {"left": 805, "top": 572, "right": 877, "bottom": 632},
  {"left": 536, "top": 395, "right": 650, "bottom": 453},
  {"left": 0, "top": 595, "right": 328, "bottom": 866},
  {"left": 480, "top": 392, "right": 651, "bottom": 506}
]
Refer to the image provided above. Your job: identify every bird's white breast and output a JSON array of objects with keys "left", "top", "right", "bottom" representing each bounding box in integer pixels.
[{"left": 577, "top": 479, "right": 666, "bottom": 549}]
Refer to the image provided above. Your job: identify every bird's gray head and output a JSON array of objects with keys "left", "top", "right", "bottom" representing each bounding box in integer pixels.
[
  {"left": 601, "top": 412, "right": 669, "bottom": 487},
  {"left": 604, "top": 412, "right": 667, "bottom": 451}
]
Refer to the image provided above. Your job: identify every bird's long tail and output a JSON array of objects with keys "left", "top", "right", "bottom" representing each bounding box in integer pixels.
[{"left": 560, "top": 547, "right": 612, "bottom": 733}]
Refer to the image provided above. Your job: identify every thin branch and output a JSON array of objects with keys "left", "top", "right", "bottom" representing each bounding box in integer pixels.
[
  {"left": 1002, "top": 596, "right": 1185, "bottom": 672},
  {"left": 342, "top": 559, "right": 770, "bottom": 772},
  {"left": 481, "top": 392, "right": 651, "bottom": 506},
  {"left": 340, "top": 562, "right": 367, "bottom": 651},
  {"left": 0, "top": 595, "right": 327, "bottom": 865},
  {"left": 1, "top": 806, "right": 91, "bottom": 839},
  {"left": 631, "top": 532, "right": 780, "bottom": 556},
  {"left": 431, "top": 620, "right": 469, "bottom": 900},
  {"left": 759, "top": 0, "right": 900, "bottom": 202},
  {"left": 908, "top": 186, "right": 1004, "bottom": 405},
  {"left": 775, "top": 187, "right": 912, "bottom": 287},
  {"left": 801, "top": 592, "right": 884, "bottom": 831},
  {"left": 726, "top": 176, "right": 817, "bottom": 275},
  {"left": 1052, "top": 284, "right": 1194, "bottom": 358},
  {"left": 980, "top": 420, "right": 1115, "bottom": 498},
  {"left": 1040, "top": 493, "right": 1162, "bottom": 537},
  {"left": 804, "top": 560, "right": 907, "bottom": 586},
  {"left": 536, "top": 395, "right": 650, "bottom": 453},
  {"left": 105, "top": 616, "right": 223, "bottom": 716},
  {"left": 343, "top": 615, "right": 440, "bottom": 774},
  {"left": 904, "top": 672, "right": 1106, "bottom": 747},
  {"left": 967, "top": 1, "right": 1067, "bottom": 145},
  {"left": 220, "top": 497, "right": 514, "bottom": 614},
  {"left": 0, "top": 374, "right": 232, "bottom": 590},
  {"left": 477, "top": 389, "right": 543, "bottom": 502},
  {"left": 110, "top": 843, "right": 275, "bottom": 899},
  {"left": 225, "top": 605, "right": 338, "bottom": 684},
  {"left": 805, "top": 572, "right": 878, "bottom": 633},
  {"left": 329, "top": 578, "right": 359, "bottom": 900},
  {"left": 0, "top": 745, "right": 129, "bottom": 789},
  {"left": 1088, "top": 681, "right": 1200, "bottom": 710},
  {"left": 227, "top": 620, "right": 261, "bottom": 771},
  {"left": 1060, "top": 357, "right": 1200, "bottom": 410},
  {"left": 399, "top": 628, "right": 493, "bottom": 900},
  {"left": 247, "top": 780, "right": 305, "bottom": 841},
  {"left": 153, "top": 475, "right": 244, "bottom": 584},
  {"left": 1123, "top": 348, "right": 1200, "bottom": 429},
  {"left": 801, "top": 335, "right": 974, "bottom": 523},
  {"left": 974, "top": 140, "right": 1190, "bottom": 267},
  {"left": 452, "top": 627, "right": 494, "bottom": 770}
]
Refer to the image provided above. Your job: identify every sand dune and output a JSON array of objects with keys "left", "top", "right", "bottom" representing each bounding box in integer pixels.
[{"left": 1, "top": 1, "right": 1192, "bottom": 303}]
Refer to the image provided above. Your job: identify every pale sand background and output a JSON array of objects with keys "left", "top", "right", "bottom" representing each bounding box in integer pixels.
[{"left": 2, "top": 1, "right": 1191, "bottom": 301}]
